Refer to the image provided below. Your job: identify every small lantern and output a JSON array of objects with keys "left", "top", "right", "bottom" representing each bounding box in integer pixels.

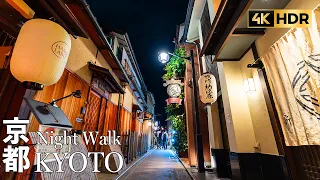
[
  {"left": 198, "top": 73, "right": 217, "bottom": 104},
  {"left": 10, "top": 19, "right": 71, "bottom": 90}
]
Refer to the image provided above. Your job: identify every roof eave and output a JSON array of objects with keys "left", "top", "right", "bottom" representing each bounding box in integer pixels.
[
  {"left": 64, "top": 0, "right": 130, "bottom": 83},
  {"left": 200, "top": 0, "right": 253, "bottom": 58},
  {"left": 180, "top": 0, "right": 195, "bottom": 43}
]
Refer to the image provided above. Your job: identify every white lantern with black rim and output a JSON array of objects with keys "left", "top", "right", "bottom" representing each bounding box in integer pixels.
[{"left": 10, "top": 19, "right": 71, "bottom": 90}]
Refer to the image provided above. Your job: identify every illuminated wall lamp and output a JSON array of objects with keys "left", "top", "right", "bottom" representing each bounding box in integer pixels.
[{"left": 243, "top": 78, "right": 256, "bottom": 93}]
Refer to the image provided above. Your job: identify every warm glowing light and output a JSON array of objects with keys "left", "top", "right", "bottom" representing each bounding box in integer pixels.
[
  {"left": 244, "top": 78, "right": 256, "bottom": 93},
  {"left": 198, "top": 73, "right": 217, "bottom": 104},
  {"left": 158, "top": 52, "right": 170, "bottom": 63},
  {"left": 10, "top": 19, "right": 71, "bottom": 88},
  {"left": 148, "top": 121, "right": 152, "bottom": 127}
]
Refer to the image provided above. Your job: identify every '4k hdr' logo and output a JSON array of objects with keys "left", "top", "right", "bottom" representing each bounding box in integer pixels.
[{"left": 248, "top": 9, "right": 312, "bottom": 28}]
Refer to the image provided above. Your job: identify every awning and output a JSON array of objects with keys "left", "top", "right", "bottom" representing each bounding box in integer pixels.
[
  {"left": 200, "top": 0, "right": 252, "bottom": 57},
  {"left": 88, "top": 63, "right": 125, "bottom": 94},
  {"left": 133, "top": 104, "right": 142, "bottom": 111},
  {"left": 144, "top": 112, "right": 153, "bottom": 119}
]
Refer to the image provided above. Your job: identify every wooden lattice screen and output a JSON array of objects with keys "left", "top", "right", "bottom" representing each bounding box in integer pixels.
[{"left": 83, "top": 91, "right": 101, "bottom": 152}]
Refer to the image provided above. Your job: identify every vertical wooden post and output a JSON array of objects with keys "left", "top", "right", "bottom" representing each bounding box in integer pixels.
[{"left": 127, "top": 131, "right": 131, "bottom": 164}]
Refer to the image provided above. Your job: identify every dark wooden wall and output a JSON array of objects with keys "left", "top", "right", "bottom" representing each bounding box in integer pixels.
[{"left": 0, "top": 67, "right": 30, "bottom": 179}]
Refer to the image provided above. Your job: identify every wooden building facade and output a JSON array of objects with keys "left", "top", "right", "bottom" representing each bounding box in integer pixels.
[{"left": 0, "top": 0, "right": 154, "bottom": 179}]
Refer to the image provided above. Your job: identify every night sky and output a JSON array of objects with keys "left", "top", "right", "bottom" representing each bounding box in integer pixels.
[{"left": 87, "top": 0, "right": 189, "bottom": 126}]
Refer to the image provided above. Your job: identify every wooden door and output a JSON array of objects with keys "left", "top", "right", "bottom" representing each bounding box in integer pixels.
[
  {"left": 83, "top": 91, "right": 101, "bottom": 152},
  {"left": 28, "top": 70, "right": 89, "bottom": 132},
  {"left": 103, "top": 101, "right": 118, "bottom": 132},
  {"left": 95, "top": 98, "right": 107, "bottom": 151},
  {"left": 119, "top": 107, "right": 132, "bottom": 135},
  {"left": 291, "top": 146, "right": 320, "bottom": 180},
  {"left": 84, "top": 93, "right": 119, "bottom": 152}
]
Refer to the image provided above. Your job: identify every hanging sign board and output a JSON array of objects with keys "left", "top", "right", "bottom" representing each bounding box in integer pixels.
[
  {"left": 137, "top": 110, "right": 144, "bottom": 122},
  {"left": 92, "top": 77, "right": 110, "bottom": 99}
]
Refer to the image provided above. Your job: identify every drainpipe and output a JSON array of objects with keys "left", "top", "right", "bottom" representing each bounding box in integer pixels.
[{"left": 116, "top": 93, "right": 122, "bottom": 134}]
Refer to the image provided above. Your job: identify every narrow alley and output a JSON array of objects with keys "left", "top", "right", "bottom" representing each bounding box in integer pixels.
[
  {"left": 118, "top": 150, "right": 192, "bottom": 180},
  {"left": 1, "top": 0, "right": 320, "bottom": 180}
]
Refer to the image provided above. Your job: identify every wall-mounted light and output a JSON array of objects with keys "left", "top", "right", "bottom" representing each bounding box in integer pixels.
[
  {"left": 158, "top": 52, "right": 170, "bottom": 63},
  {"left": 148, "top": 121, "right": 152, "bottom": 127},
  {"left": 49, "top": 90, "right": 82, "bottom": 107},
  {"left": 243, "top": 78, "right": 256, "bottom": 93}
]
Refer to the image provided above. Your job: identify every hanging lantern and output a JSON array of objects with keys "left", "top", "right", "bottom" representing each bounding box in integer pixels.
[
  {"left": 10, "top": 19, "right": 71, "bottom": 90},
  {"left": 198, "top": 73, "right": 217, "bottom": 104}
]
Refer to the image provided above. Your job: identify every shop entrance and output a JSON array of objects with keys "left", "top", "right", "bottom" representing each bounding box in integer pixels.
[
  {"left": 258, "top": 61, "right": 320, "bottom": 180},
  {"left": 83, "top": 91, "right": 102, "bottom": 152},
  {"left": 83, "top": 90, "right": 118, "bottom": 152}
]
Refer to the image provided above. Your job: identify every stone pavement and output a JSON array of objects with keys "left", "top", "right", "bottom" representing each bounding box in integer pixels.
[
  {"left": 180, "top": 158, "right": 230, "bottom": 180},
  {"left": 118, "top": 149, "right": 192, "bottom": 180}
]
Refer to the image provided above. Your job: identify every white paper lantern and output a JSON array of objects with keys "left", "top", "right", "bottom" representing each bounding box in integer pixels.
[
  {"left": 10, "top": 19, "right": 71, "bottom": 88},
  {"left": 198, "top": 73, "right": 217, "bottom": 104}
]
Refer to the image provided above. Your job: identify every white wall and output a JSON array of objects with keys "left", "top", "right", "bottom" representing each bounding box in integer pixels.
[
  {"left": 218, "top": 61, "right": 257, "bottom": 153},
  {"left": 67, "top": 36, "right": 119, "bottom": 84},
  {"left": 239, "top": 50, "right": 278, "bottom": 155}
]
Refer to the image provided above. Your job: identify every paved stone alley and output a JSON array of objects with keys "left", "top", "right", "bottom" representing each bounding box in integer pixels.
[{"left": 118, "top": 150, "right": 192, "bottom": 180}]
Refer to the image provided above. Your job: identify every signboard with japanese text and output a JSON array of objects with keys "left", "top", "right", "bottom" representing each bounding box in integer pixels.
[{"left": 92, "top": 77, "right": 110, "bottom": 99}]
